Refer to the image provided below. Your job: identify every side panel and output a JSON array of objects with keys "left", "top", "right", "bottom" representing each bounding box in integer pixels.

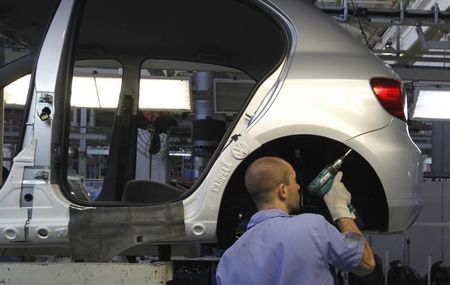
[
  {"left": 0, "top": 140, "right": 71, "bottom": 245},
  {"left": 183, "top": 131, "right": 261, "bottom": 242},
  {"left": 0, "top": 142, "right": 35, "bottom": 243},
  {"left": 69, "top": 202, "right": 185, "bottom": 261},
  {"left": 0, "top": 0, "right": 75, "bottom": 247},
  {"left": 250, "top": 79, "right": 392, "bottom": 144}
]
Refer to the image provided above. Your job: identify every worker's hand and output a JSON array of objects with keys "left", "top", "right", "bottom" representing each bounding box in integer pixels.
[{"left": 323, "top": 171, "right": 356, "bottom": 222}]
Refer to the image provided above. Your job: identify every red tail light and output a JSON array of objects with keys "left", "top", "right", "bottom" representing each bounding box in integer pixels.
[{"left": 370, "top": 78, "right": 406, "bottom": 121}]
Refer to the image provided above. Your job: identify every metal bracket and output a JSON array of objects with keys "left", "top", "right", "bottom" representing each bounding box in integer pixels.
[
  {"left": 20, "top": 186, "right": 34, "bottom": 208},
  {"left": 23, "top": 167, "right": 50, "bottom": 185},
  {"left": 38, "top": 93, "right": 53, "bottom": 104},
  {"left": 34, "top": 170, "right": 49, "bottom": 180},
  {"left": 21, "top": 168, "right": 50, "bottom": 208}
]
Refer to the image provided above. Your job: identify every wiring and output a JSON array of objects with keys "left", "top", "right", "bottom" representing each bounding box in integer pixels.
[{"left": 350, "top": 0, "right": 372, "bottom": 48}]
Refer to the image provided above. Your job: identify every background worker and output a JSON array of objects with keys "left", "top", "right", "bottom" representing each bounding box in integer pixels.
[{"left": 216, "top": 156, "right": 375, "bottom": 285}]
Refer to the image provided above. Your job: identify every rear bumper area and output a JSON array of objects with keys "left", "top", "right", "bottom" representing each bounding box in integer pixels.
[{"left": 346, "top": 118, "right": 423, "bottom": 232}]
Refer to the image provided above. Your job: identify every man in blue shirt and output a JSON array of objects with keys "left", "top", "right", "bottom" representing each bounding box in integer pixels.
[{"left": 216, "top": 156, "right": 375, "bottom": 285}]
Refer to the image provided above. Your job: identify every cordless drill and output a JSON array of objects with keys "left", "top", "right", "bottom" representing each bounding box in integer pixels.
[{"left": 306, "top": 149, "right": 357, "bottom": 216}]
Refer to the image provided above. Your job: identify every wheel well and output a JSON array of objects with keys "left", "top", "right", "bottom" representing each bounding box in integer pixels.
[{"left": 216, "top": 135, "right": 388, "bottom": 248}]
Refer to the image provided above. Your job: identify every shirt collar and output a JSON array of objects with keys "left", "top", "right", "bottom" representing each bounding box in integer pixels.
[{"left": 247, "top": 209, "right": 290, "bottom": 229}]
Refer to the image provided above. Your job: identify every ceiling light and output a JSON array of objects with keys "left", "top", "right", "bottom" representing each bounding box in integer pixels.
[
  {"left": 3, "top": 75, "right": 191, "bottom": 111},
  {"left": 70, "top": 76, "right": 121, "bottom": 108},
  {"left": 139, "top": 78, "right": 191, "bottom": 111},
  {"left": 412, "top": 89, "right": 450, "bottom": 120}
]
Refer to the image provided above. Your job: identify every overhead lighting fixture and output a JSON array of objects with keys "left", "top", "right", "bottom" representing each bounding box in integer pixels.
[
  {"left": 139, "top": 78, "right": 191, "bottom": 111},
  {"left": 412, "top": 89, "right": 450, "bottom": 120},
  {"left": 70, "top": 76, "right": 121, "bottom": 108},
  {"left": 3, "top": 75, "right": 192, "bottom": 111},
  {"left": 3, "top": 75, "right": 121, "bottom": 108}
]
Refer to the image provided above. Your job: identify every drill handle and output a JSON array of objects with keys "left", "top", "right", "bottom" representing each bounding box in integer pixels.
[{"left": 319, "top": 179, "right": 333, "bottom": 196}]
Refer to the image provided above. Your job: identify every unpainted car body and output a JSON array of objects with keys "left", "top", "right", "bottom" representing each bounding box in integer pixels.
[{"left": 0, "top": 0, "right": 422, "bottom": 261}]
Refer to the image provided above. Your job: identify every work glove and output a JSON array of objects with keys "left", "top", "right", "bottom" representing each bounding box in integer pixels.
[{"left": 323, "top": 171, "right": 356, "bottom": 222}]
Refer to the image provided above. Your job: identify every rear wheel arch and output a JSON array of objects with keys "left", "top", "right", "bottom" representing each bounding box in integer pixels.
[{"left": 216, "top": 134, "right": 388, "bottom": 248}]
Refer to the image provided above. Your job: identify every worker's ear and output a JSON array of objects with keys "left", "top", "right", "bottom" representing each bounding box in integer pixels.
[{"left": 277, "top": 183, "right": 288, "bottom": 200}]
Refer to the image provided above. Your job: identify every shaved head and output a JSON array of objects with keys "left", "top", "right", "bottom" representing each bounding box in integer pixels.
[{"left": 245, "top": 157, "right": 291, "bottom": 209}]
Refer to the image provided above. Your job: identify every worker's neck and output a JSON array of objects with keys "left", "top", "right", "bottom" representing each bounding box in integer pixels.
[{"left": 259, "top": 202, "right": 289, "bottom": 213}]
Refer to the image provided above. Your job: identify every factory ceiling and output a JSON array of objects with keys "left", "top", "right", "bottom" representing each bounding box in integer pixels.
[{"left": 317, "top": 0, "right": 450, "bottom": 69}]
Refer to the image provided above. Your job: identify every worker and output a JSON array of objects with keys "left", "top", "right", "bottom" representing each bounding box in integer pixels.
[{"left": 216, "top": 156, "right": 375, "bottom": 285}]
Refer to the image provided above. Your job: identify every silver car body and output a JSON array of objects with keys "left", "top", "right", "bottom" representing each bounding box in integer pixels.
[{"left": 0, "top": 0, "right": 422, "bottom": 260}]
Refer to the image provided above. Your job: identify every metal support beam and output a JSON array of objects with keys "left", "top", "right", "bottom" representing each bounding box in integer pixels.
[
  {"left": 374, "top": 49, "right": 450, "bottom": 56},
  {"left": 392, "top": 66, "right": 450, "bottom": 82},
  {"left": 78, "top": 108, "right": 87, "bottom": 177},
  {"left": 380, "top": 55, "right": 450, "bottom": 63},
  {"left": 320, "top": 7, "right": 450, "bottom": 26},
  {"left": 416, "top": 25, "right": 450, "bottom": 49},
  {"left": 0, "top": 262, "right": 173, "bottom": 285}
]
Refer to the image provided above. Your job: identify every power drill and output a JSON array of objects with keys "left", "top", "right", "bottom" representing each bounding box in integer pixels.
[{"left": 306, "top": 149, "right": 356, "bottom": 215}]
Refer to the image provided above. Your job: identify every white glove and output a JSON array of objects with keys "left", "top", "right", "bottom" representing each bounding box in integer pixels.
[{"left": 323, "top": 171, "right": 356, "bottom": 222}]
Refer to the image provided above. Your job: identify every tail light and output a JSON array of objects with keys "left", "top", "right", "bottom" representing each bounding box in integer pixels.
[{"left": 370, "top": 78, "right": 406, "bottom": 121}]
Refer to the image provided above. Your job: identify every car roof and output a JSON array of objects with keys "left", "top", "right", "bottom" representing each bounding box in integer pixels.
[
  {"left": 75, "top": 0, "right": 286, "bottom": 81},
  {"left": 0, "top": 0, "right": 395, "bottom": 81},
  {"left": 0, "top": 0, "right": 58, "bottom": 49}
]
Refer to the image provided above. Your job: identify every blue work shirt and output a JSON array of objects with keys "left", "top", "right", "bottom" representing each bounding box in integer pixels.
[{"left": 216, "top": 209, "right": 365, "bottom": 285}]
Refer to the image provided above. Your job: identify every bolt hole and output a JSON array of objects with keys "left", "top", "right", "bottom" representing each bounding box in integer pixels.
[
  {"left": 24, "top": 193, "right": 33, "bottom": 202},
  {"left": 4, "top": 229, "right": 17, "bottom": 240},
  {"left": 136, "top": 236, "right": 143, "bottom": 243},
  {"left": 37, "top": 228, "right": 49, "bottom": 238}
]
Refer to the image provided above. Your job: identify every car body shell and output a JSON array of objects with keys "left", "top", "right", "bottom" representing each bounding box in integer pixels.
[{"left": 0, "top": 0, "right": 422, "bottom": 260}]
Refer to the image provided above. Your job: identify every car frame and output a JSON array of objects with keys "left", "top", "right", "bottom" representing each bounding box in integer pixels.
[{"left": 0, "top": 0, "right": 422, "bottom": 261}]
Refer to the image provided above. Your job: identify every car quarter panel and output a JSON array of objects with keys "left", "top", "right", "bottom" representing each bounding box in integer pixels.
[{"left": 249, "top": 78, "right": 392, "bottom": 143}]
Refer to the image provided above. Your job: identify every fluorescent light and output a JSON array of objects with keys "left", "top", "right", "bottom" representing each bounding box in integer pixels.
[
  {"left": 3, "top": 75, "right": 191, "bottom": 111},
  {"left": 3, "top": 75, "right": 121, "bottom": 108},
  {"left": 413, "top": 89, "right": 450, "bottom": 120},
  {"left": 3, "top": 74, "right": 30, "bottom": 105},
  {"left": 139, "top": 78, "right": 191, "bottom": 110},
  {"left": 70, "top": 76, "right": 121, "bottom": 108}
]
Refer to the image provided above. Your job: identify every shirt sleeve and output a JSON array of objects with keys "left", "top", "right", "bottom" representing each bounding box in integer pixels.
[{"left": 321, "top": 217, "right": 365, "bottom": 272}]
